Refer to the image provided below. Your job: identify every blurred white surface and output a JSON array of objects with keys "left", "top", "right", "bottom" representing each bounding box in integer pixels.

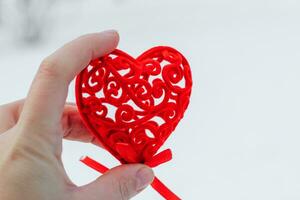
[{"left": 1, "top": 0, "right": 300, "bottom": 199}]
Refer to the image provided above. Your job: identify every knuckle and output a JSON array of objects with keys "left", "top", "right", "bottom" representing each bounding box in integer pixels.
[
  {"left": 116, "top": 177, "right": 132, "bottom": 200},
  {"left": 38, "top": 58, "right": 60, "bottom": 79},
  {"left": 4, "top": 134, "right": 30, "bottom": 162},
  {"left": 5, "top": 126, "right": 50, "bottom": 163},
  {"left": 7, "top": 143, "right": 26, "bottom": 161}
]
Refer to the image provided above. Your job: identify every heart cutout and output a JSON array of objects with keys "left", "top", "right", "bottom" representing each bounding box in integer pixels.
[{"left": 75, "top": 46, "right": 192, "bottom": 164}]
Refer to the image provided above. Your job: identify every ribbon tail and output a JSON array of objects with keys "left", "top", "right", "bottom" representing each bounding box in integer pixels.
[
  {"left": 80, "top": 156, "right": 181, "bottom": 200},
  {"left": 80, "top": 156, "right": 109, "bottom": 174},
  {"left": 151, "top": 177, "right": 181, "bottom": 200}
]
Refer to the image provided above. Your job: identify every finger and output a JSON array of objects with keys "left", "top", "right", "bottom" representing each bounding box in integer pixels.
[
  {"left": 20, "top": 30, "right": 119, "bottom": 130},
  {"left": 0, "top": 99, "right": 102, "bottom": 146},
  {"left": 0, "top": 100, "right": 25, "bottom": 133},
  {"left": 74, "top": 164, "right": 154, "bottom": 200},
  {"left": 62, "top": 104, "right": 103, "bottom": 147}
]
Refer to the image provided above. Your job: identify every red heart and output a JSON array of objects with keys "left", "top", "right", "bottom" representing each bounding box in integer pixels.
[{"left": 75, "top": 46, "right": 192, "bottom": 165}]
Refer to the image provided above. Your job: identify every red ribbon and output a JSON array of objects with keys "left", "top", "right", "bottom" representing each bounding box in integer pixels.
[{"left": 80, "top": 149, "right": 181, "bottom": 200}]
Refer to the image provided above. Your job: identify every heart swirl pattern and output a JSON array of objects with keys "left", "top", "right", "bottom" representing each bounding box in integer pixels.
[{"left": 76, "top": 46, "right": 192, "bottom": 166}]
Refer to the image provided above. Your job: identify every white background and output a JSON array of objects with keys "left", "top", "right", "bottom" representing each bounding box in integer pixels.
[{"left": 1, "top": 0, "right": 300, "bottom": 199}]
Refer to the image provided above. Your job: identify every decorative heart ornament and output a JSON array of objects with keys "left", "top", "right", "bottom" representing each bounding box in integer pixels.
[{"left": 75, "top": 46, "right": 192, "bottom": 199}]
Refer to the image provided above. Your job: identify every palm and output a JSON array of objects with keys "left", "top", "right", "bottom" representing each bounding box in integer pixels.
[{"left": 0, "top": 101, "right": 94, "bottom": 199}]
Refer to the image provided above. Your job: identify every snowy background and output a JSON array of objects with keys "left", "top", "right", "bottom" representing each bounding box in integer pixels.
[{"left": 1, "top": 0, "right": 300, "bottom": 199}]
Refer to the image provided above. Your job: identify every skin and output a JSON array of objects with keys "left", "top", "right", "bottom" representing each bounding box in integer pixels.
[{"left": 0, "top": 30, "right": 154, "bottom": 200}]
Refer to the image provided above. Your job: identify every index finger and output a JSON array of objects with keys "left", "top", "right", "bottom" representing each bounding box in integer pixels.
[{"left": 20, "top": 31, "right": 119, "bottom": 129}]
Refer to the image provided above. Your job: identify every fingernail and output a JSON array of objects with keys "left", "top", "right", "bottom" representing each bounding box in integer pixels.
[
  {"left": 101, "top": 29, "right": 118, "bottom": 35},
  {"left": 136, "top": 167, "right": 154, "bottom": 191}
]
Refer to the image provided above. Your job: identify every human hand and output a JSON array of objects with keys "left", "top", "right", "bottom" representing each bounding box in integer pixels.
[{"left": 0, "top": 30, "right": 154, "bottom": 200}]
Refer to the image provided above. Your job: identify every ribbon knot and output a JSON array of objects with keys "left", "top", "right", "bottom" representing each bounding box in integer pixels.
[{"left": 80, "top": 149, "right": 181, "bottom": 200}]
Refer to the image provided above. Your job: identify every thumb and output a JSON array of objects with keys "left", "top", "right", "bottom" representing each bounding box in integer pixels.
[{"left": 75, "top": 164, "right": 154, "bottom": 200}]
